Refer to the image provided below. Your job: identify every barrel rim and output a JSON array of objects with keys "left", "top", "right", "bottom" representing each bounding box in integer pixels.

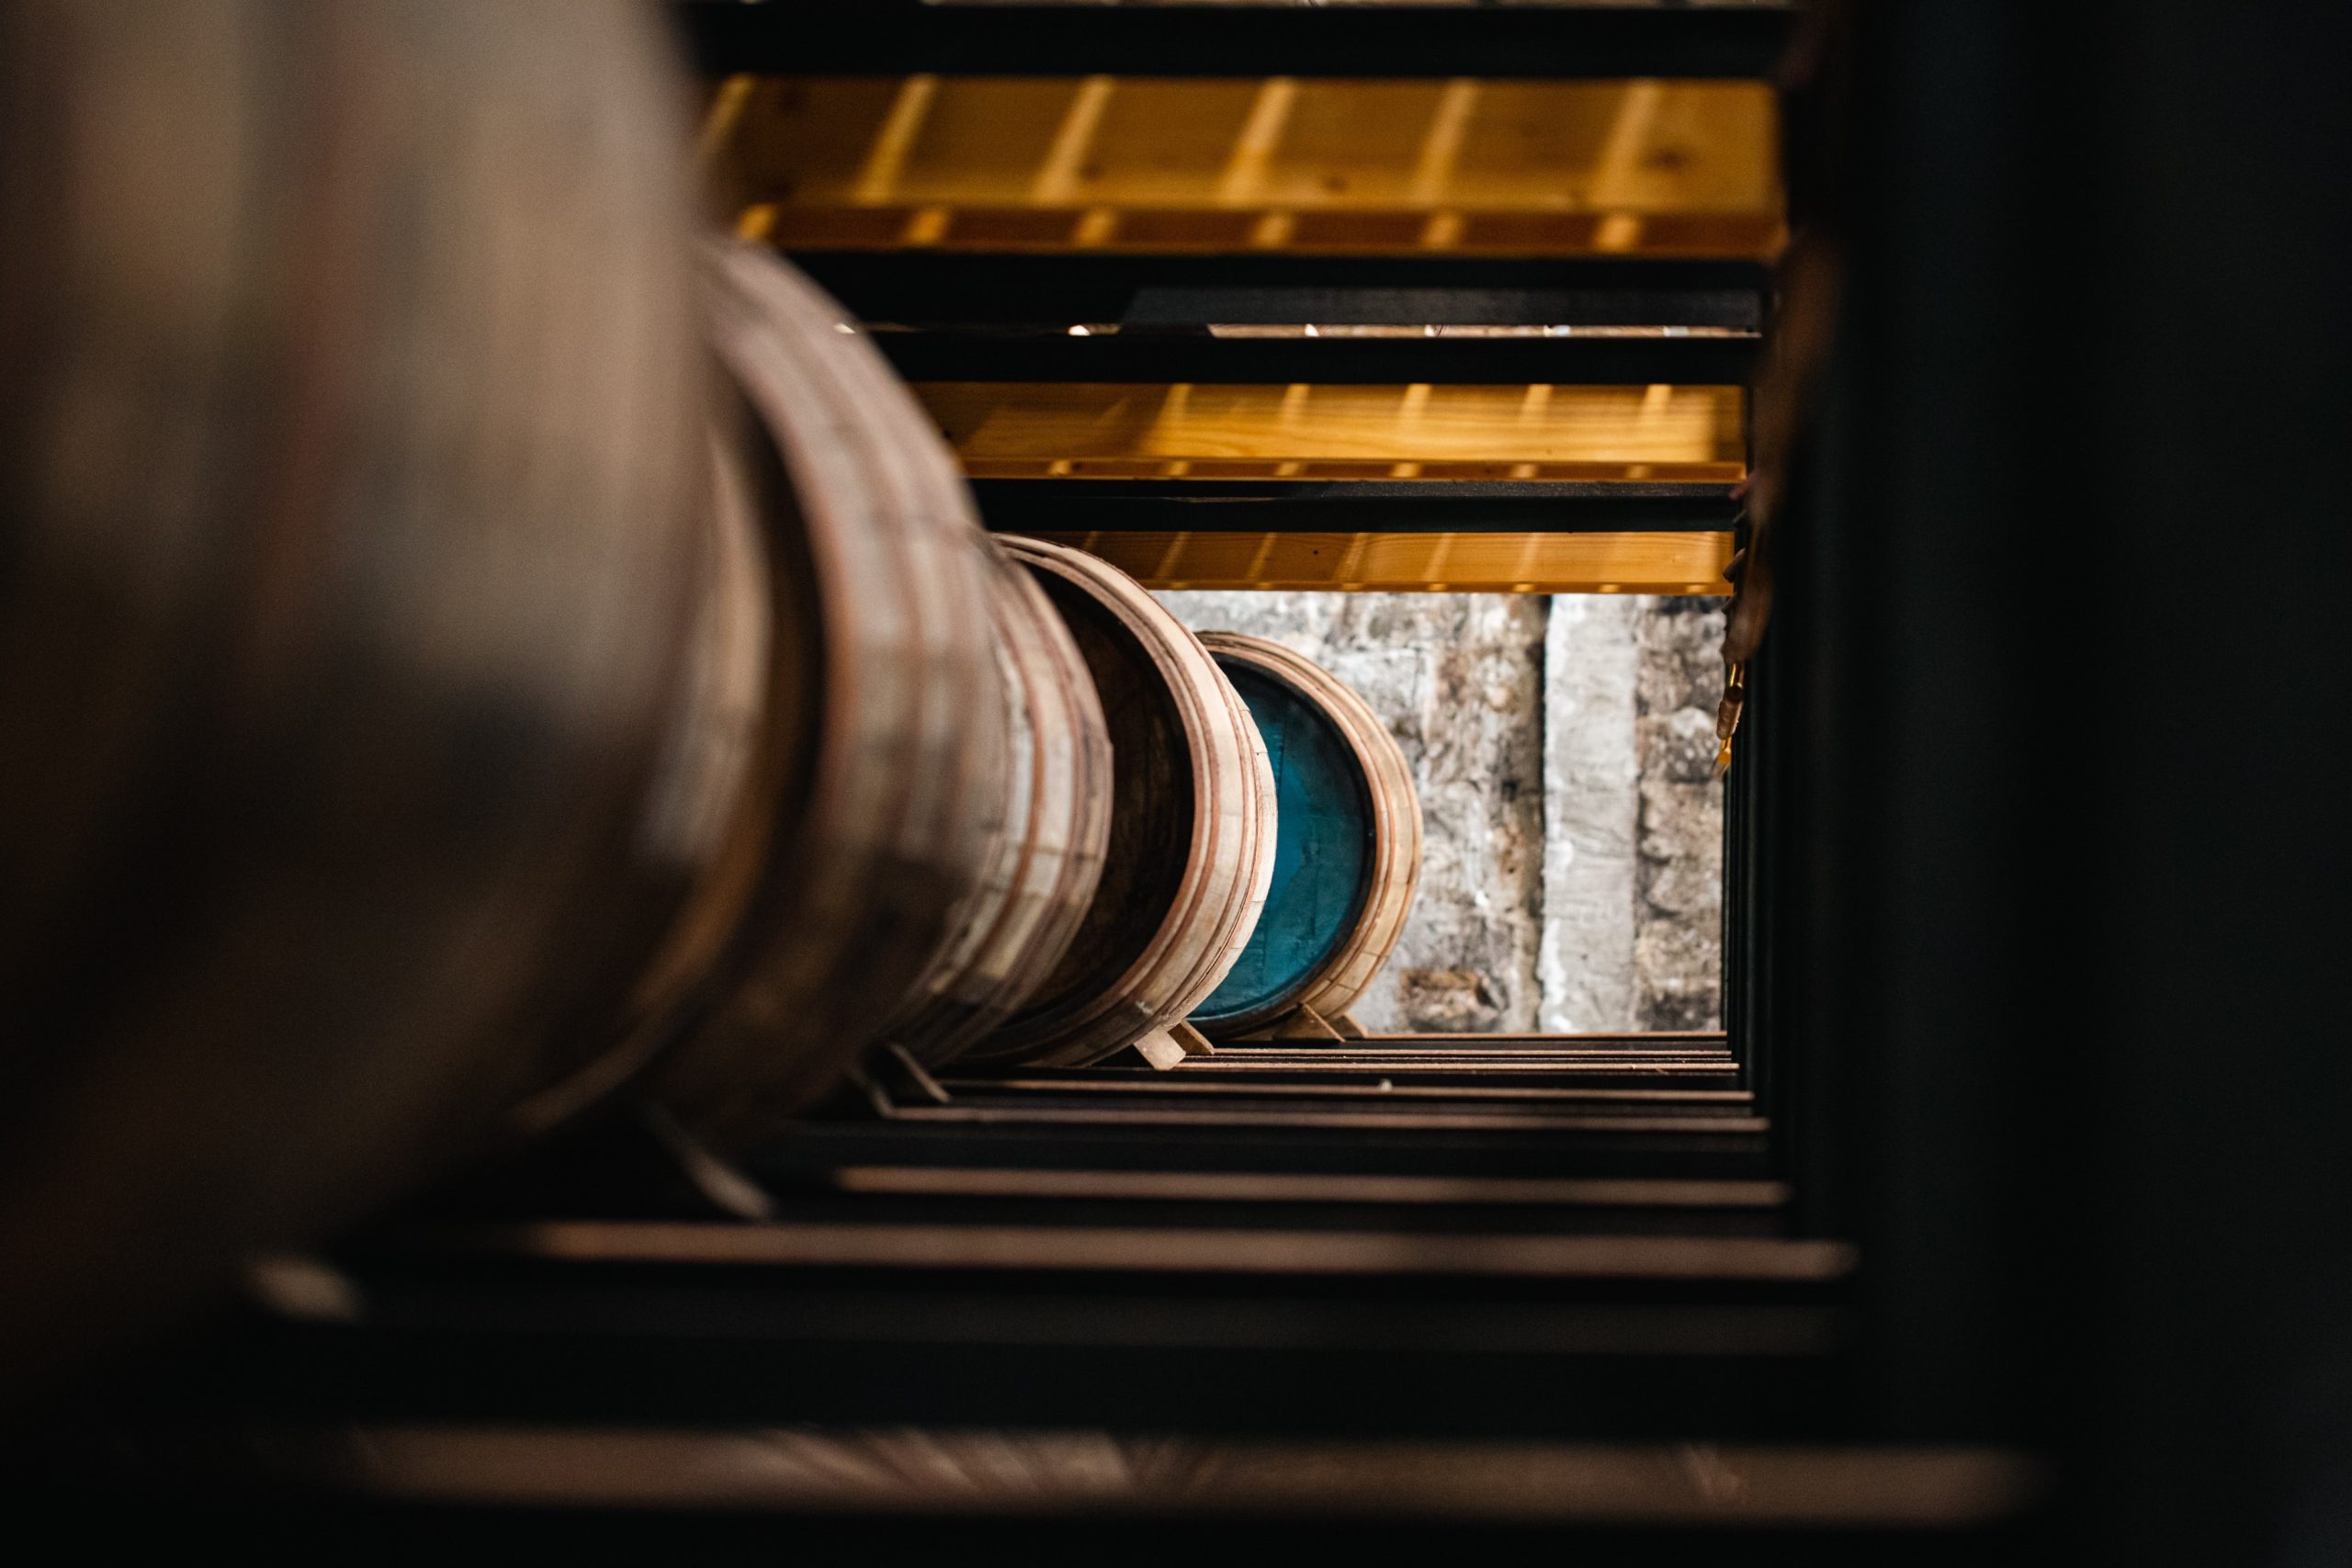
[
  {"left": 976, "top": 537, "right": 1272, "bottom": 1066},
  {"left": 1186, "top": 650, "right": 1380, "bottom": 1031},
  {"left": 1193, "top": 630, "right": 1423, "bottom": 1032}
]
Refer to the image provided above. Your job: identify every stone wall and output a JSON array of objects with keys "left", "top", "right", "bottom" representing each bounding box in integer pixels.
[
  {"left": 1538, "top": 596, "right": 1640, "bottom": 1032},
  {"left": 1631, "top": 596, "right": 1726, "bottom": 1031},
  {"left": 1157, "top": 589, "right": 1723, "bottom": 1033}
]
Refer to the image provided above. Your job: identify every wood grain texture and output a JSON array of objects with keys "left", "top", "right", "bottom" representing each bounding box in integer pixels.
[
  {"left": 967, "top": 538, "right": 1275, "bottom": 1066},
  {"left": 714, "top": 76, "right": 1783, "bottom": 258},
  {"left": 266, "top": 1428, "right": 2035, "bottom": 1528},
  {"left": 654, "top": 244, "right": 1012, "bottom": 1145},
  {"left": 886, "top": 547, "right": 1114, "bottom": 1065},
  {"left": 1038, "top": 530, "right": 1736, "bottom": 594},
  {"left": 1191, "top": 634, "right": 1423, "bottom": 1035},
  {"left": 922, "top": 381, "right": 1745, "bottom": 478}
]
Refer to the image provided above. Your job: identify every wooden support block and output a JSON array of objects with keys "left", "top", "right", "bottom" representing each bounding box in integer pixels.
[
  {"left": 1169, "top": 1021, "right": 1218, "bottom": 1056},
  {"left": 878, "top": 1042, "right": 954, "bottom": 1105},
  {"left": 1270, "top": 1004, "right": 1348, "bottom": 1042},
  {"left": 639, "top": 1107, "right": 775, "bottom": 1223},
  {"left": 1330, "top": 1010, "right": 1369, "bottom": 1039},
  {"left": 1127, "top": 1026, "right": 1191, "bottom": 1071},
  {"left": 243, "top": 1254, "right": 366, "bottom": 1325}
]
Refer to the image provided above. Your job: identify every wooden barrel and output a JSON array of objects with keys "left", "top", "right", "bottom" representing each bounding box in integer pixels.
[
  {"left": 964, "top": 538, "right": 1277, "bottom": 1067},
  {"left": 1186, "top": 635, "right": 1424, "bottom": 1037},
  {"left": 650, "top": 243, "right": 1014, "bottom": 1144},
  {"left": 0, "top": 1, "right": 702, "bottom": 1405},
  {"left": 886, "top": 548, "right": 1114, "bottom": 1066}
]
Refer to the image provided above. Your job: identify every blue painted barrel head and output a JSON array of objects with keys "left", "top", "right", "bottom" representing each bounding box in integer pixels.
[{"left": 1193, "top": 659, "right": 1375, "bottom": 1029}]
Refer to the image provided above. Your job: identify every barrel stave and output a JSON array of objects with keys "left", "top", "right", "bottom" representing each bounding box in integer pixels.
[{"left": 968, "top": 539, "right": 1274, "bottom": 1068}]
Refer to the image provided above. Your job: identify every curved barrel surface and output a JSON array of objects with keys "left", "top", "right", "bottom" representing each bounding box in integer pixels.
[
  {"left": 967, "top": 539, "right": 1274, "bottom": 1067},
  {"left": 652, "top": 244, "right": 1012, "bottom": 1144},
  {"left": 0, "top": 0, "right": 702, "bottom": 1405},
  {"left": 888, "top": 550, "right": 1114, "bottom": 1066}
]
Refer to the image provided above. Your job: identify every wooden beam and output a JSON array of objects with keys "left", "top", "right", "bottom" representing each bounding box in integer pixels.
[
  {"left": 272, "top": 1427, "right": 2033, "bottom": 1527},
  {"left": 718, "top": 77, "right": 1783, "bottom": 258},
  {"left": 1032, "top": 530, "right": 1735, "bottom": 595},
  {"left": 455, "top": 1219, "right": 1850, "bottom": 1280},
  {"left": 853, "top": 74, "right": 940, "bottom": 203},
  {"left": 918, "top": 381, "right": 1745, "bottom": 477},
  {"left": 828, "top": 1168, "right": 1791, "bottom": 1207}
]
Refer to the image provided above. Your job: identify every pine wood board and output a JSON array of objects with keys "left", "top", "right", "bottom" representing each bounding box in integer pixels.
[
  {"left": 1033, "top": 530, "right": 1735, "bottom": 595},
  {"left": 919, "top": 381, "right": 1746, "bottom": 475},
  {"left": 714, "top": 75, "right": 1783, "bottom": 258}
]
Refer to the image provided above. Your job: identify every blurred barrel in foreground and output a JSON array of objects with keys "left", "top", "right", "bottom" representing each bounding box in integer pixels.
[
  {"left": 967, "top": 537, "right": 1277, "bottom": 1068},
  {"left": 1188, "top": 634, "right": 1423, "bottom": 1038},
  {"left": 650, "top": 244, "right": 1014, "bottom": 1145},
  {"left": 0, "top": 1, "right": 703, "bottom": 1404}
]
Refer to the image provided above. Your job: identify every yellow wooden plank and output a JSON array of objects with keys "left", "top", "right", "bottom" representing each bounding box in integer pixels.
[
  {"left": 716, "top": 76, "right": 1782, "bottom": 257},
  {"left": 854, "top": 75, "right": 943, "bottom": 203},
  {"left": 1407, "top": 79, "right": 1483, "bottom": 207},
  {"left": 1036, "top": 531, "right": 1735, "bottom": 595},
  {"left": 919, "top": 382, "right": 1746, "bottom": 478},
  {"left": 1032, "top": 75, "right": 1119, "bottom": 205},
  {"left": 698, "top": 74, "right": 759, "bottom": 172},
  {"left": 1217, "top": 78, "right": 1302, "bottom": 206}
]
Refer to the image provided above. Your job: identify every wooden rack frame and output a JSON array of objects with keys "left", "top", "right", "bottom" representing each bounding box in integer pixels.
[
  {"left": 40, "top": 14, "right": 1953, "bottom": 1551},
  {"left": 678, "top": 4, "right": 1798, "bottom": 83},
  {"left": 715, "top": 73, "right": 1781, "bottom": 262}
]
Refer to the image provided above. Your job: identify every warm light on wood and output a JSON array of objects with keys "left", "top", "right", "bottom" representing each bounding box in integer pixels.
[
  {"left": 1035, "top": 531, "right": 1735, "bottom": 595},
  {"left": 717, "top": 76, "right": 1783, "bottom": 257},
  {"left": 921, "top": 382, "right": 1746, "bottom": 480}
]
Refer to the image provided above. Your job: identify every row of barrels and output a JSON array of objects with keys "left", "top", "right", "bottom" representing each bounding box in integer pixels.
[
  {"left": 0, "top": 1, "right": 1418, "bottom": 1413},
  {"left": 664, "top": 244, "right": 1424, "bottom": 1143}
]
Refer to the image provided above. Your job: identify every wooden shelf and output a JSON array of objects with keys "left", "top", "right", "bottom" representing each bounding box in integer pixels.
[
  {"left": 712, "top": 73, "right": 1783, "bottom": 261},
  {"left": 921, "top": 380, "right": 1746, "bottom": 476},
  {"left": 1029, "top": 529, "right": 1734, "bottom": 595}
]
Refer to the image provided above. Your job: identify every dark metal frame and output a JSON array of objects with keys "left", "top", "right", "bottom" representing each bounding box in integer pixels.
[
  {"left": 698, "top": 0, "right": 1788, "bottom": 1267},
  {"left": 675, "top": 2, "right": 1797, "bottom": 81},
  {"left": 871, "top": 327, "right": 1756, "bottom": 387},
  {"left": 790, "top": 252, "right": 1770, "bottom": 333},
  {"left": 29, "top": 9, "right": 1892, "bottom": 1543},
  {"left": 971, "top": 479, "right": 1740, "bottom": 536}
]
